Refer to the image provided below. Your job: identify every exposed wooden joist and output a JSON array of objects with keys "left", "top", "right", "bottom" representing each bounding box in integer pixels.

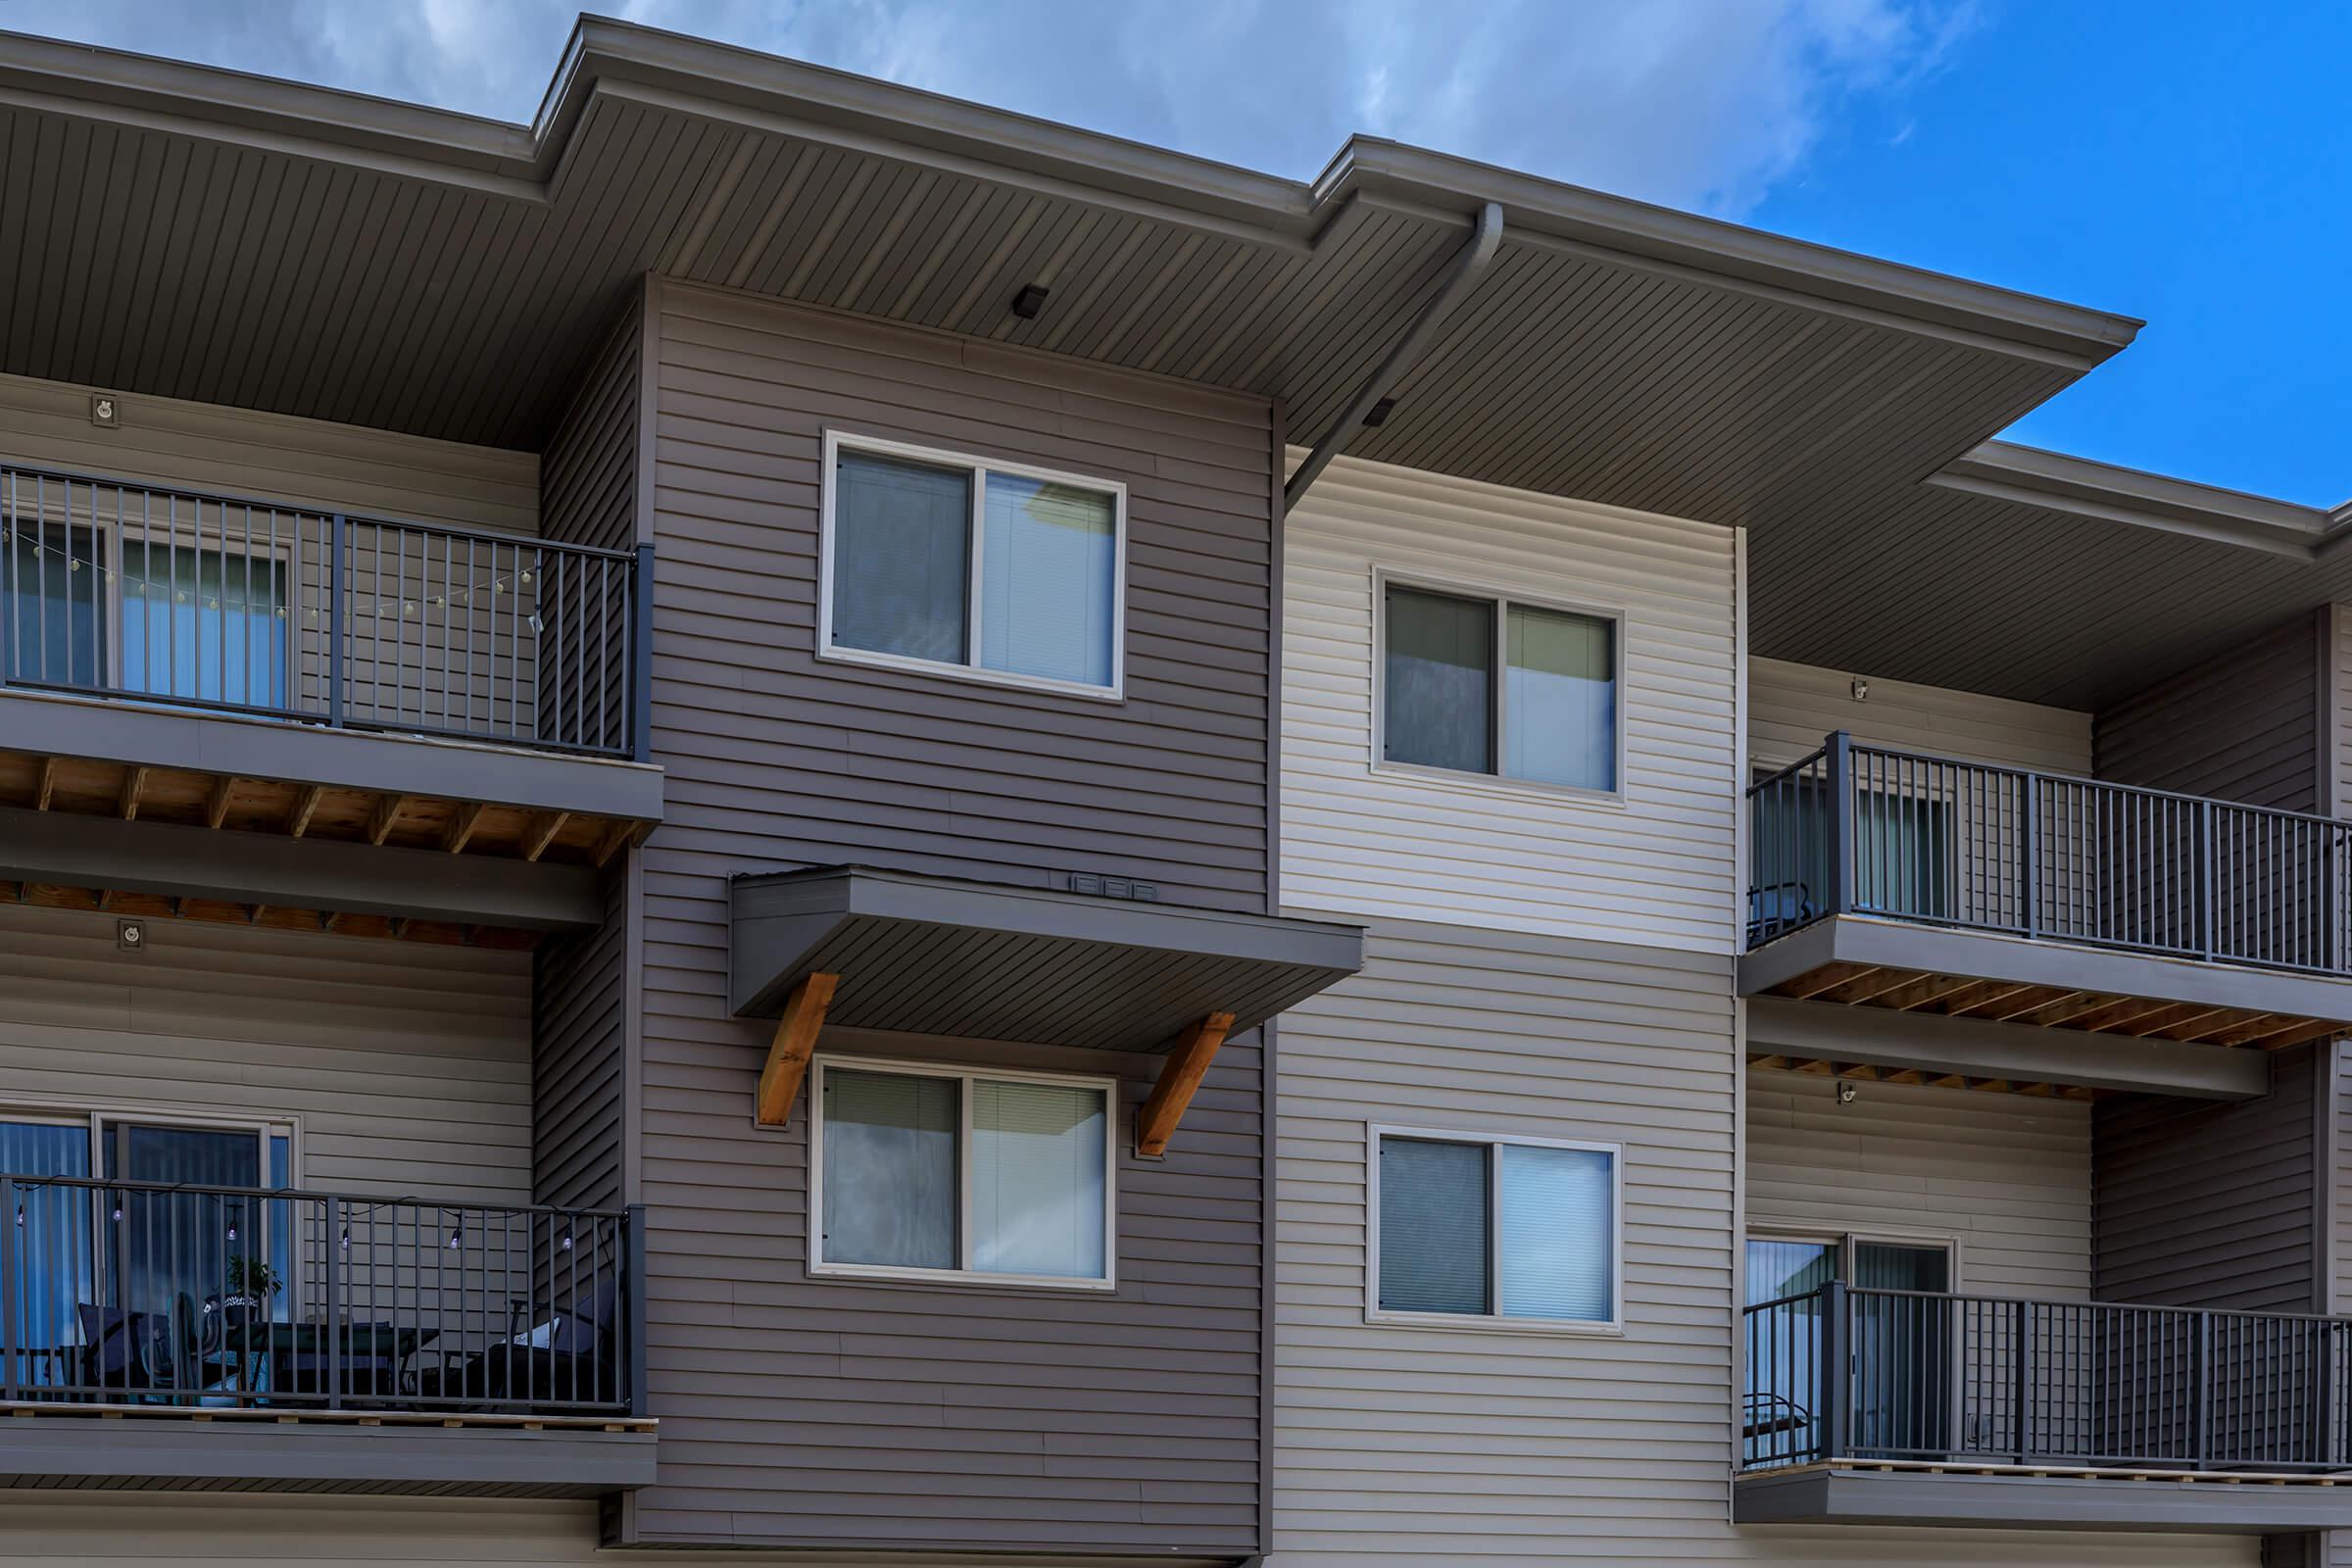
[
  {"left": 443, "top": 801, "right": 487, "bottom": 855},
  {"left": 205, "top": 775, "right": 237, "bottom": 829},
  {"left": 1779, "top": 962, "right": 1880, "bottom": 1002},
  {"left": 367, "top": 795, "right": 407, "bottom": 846},
  {"left": 286, "top": 784, "right": 324, "bottom": 839},
  {"left": 1136, "top": 1011, "right": 1236, "bottom": 1158},
  {"left": 33, "top": 757, "right": 57, "bottom": 811},
  {"left": 522, "top": 810, "right": 569, "bottom": 862},
  {"left": 117, "top": 766, "right": 148, "bottom": 821},
  {"left": 756, "top": 972, "right": 840, "bottom": 1129},
  {"left": 2240, "top": 1017, "right": 2350, "bottom": 1053}
]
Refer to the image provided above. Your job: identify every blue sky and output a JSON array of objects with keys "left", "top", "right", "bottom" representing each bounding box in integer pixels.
[{"left": 11, "top": 0, "right": 2345, "bottom": 505}]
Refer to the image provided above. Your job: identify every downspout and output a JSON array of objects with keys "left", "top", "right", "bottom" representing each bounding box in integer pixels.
[{"left": 1280, "top": 200, "right": 1504, "bottom": 515}]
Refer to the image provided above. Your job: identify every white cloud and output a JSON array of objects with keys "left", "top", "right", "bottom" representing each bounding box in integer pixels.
[{"left": 15, "top": 0, "right": 1973, "bottom": 218}]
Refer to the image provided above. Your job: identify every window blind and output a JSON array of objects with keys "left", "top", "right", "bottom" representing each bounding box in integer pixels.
[
  {"left": 1378, "top": 1137, "right": 1489, "bottom": 1314},
  {"left": 978, "top": 474, "right": 1115, "bottom": 687},
  {"left": 821, "top": 1069, "right": 958, "bottom": 1270},
  {"left": 830, "top": 451, "right": 971, "bottom": 664},
  {"left": 1383, "top": 584, "right": 1494, "bottom": 773},
  {"left": 1503, "top": 604, "right": 1615, "bottom": 790},
  {"left": 971, "top": 1079, "right": 1106, "bottom": 1278},
  {"left": 1496, "top": 1143, "right": 1614, "bottom": 1320}
]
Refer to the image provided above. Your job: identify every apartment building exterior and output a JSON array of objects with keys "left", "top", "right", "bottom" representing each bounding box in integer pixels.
[{"left": 3, "top": 17, "right": 2352, "bottom": 1568}]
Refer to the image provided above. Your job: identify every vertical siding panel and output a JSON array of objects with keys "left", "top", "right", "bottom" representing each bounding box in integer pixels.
[{"left": 632, "top": 284, "right": 1275, "bottom": 1553}]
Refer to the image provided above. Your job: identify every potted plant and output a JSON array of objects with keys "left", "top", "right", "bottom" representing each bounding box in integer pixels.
[{"left": 222, "top": 1253, "right": 281, "bottom": 1342}]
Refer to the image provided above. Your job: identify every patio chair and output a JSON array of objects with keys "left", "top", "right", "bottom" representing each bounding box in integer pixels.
[{"left": 420, "top": 1274, "right": 621, "bottom": 1410}]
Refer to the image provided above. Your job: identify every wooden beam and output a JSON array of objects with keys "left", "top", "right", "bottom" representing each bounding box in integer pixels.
[
  {"left": 2241, "top": 1017, "right": 2350, "bottom": 1053},
  {"left": 1136, "top": 1011, "right": 1236, "bottom": 1158},
  {"left": 205, "top": 775, "right": 237, "bottom": 829},
  {"left": 367, "top": 795, "right": 407, "bottom": 847},
  {"left": 33, "top": 757, "right": 57, "bottom": 811},
  {"left": 591, "top": 817, "right": 643, "bottom": 869},
  {"left": 443, "top": 801, "right": 487, "bottom": 855},
  {"left": 521, "top": 810, "right": 569, "bottom": 863},
  {"left": 117, "top": 766, "right": 147, "bottom": 821},
  {"left": 755, "top": 972, "right": 840, "bottom": 1129},
  {"left": 286, "top": 784, "right": 324, "bottom": 839},
  {"left": 1779, "top": 962, "right": 1880, "bottom": 1002}
]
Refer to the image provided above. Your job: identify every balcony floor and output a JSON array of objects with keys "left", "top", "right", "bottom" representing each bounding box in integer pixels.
[
  {"left": 0, "top": 1399, "right": 656, "bottom": 1496},
  {"left": 1736, "top": 1457, "right": 2352, "bottom": 1534},
  {"left": 1741, "top": 914, "right": 2352, "bottom": 1098}
]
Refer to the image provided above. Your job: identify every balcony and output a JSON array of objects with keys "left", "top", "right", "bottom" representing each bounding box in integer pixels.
[
  {"left": 1741, "top": 733, "right": 2352, "bottom": 1096},
  {"left": 0, "top": 463, "right": 660, "bottom": 939},
  {"left": 0, "top": 1174, "right": 651, "bottom": 1495},
  {"left": 1738, "top": 1284, "right": 2352, "bottom": 1532}
]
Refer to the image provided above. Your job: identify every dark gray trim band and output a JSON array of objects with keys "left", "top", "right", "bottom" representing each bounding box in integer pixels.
[
  {"left": 0, "top": 806, "right": 604, "bottom": 930},
  {"left": 1735, "top": 1466, "right": 2352, "bottom": 1534},
  {"left": 0, "top": 688, "right": 665, "bottom": 822},
  {"left": 1741, "top": 914, "right": 2352, "bottom": 1026},
  {"left": 1747, "top": 996, "right": 2270, "bottom": 1102}
]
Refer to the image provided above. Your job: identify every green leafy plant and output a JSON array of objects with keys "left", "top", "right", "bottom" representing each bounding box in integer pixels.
[{"left": 224, "top": 1253, "right": 281, "bottom": 1305}]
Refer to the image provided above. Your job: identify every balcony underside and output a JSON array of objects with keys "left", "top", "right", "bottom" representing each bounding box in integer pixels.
[
  {"left": 0, "top": 689, "right": 662, "bottom": 940},
  {"left": 0, "top": 1404, "right": 655, "bottom": 1497},
  {"left": 1741, "top": 915, "right": 2352, "bottom": 1097},
  {"left": 1736, "top": 1459, "right": 2352, "bottom": 1534}
]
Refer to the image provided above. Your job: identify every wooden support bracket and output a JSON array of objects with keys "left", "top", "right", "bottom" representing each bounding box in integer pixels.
[
  {"left": 756, "top": 972, "right": 840, "bottom": 1129},
  {"left": 1135, "top": 1011, "right": 1235, "bottom": 1158}
]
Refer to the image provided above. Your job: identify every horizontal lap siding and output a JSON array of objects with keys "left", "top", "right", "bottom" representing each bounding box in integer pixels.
[
  {"left": 0, "top": 369, "right": 538, "bottom": 534},
  {"left": 0, "top": 903, "right": 532, "bottom": 1203},
  {"left": 2094, "top": 612, "right": 2323, "bottom": 810},
  {"left": 1750, "top": 657, "right": 2092, "bottom": 773},
  {"left": 1748, "top": 1067, "right": 2092, "bottom": 1297},
  {"left": 1270, "top": 920, "right": 2243, "bottom": 1564},
  {"left": 2094, "top": 1045, "right": 2319, "bottom": 1312},
  {"left": 634, "top": 285, "right": 1274, "bottom": 1552},
  {"left": 1281, "top": 455, "right": 1739, "bottom": 951}
]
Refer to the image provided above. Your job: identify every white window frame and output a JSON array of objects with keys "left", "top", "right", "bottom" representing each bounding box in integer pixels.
[
  {"left": 808, "top": 1054, "right": 1119, "bottom": 1293},
  {"left": 1369, "top": 565, "right": 1627, "bottom": 805},
  {"left": 1364, "top": 1122, "right": 1624, "bottom": 1336},
  {"left": 816, "top": 429, "right": 1129, "bottom": 702},
  {"left": 0, "top": 1099, "right": 301, "bottom": 1185}
]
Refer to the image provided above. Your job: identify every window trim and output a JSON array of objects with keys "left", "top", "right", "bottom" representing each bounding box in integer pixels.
[
  {"left": 815, "top": 429, "right": 1129, "bottom": 703},
  {"left": 808, "top": 1054, "right": 1120, "bottom": 1293},
  {"left": 1369, "top": 565, "right": 1627, "bottom": 804},
  {"left": 0, "top": 1099, "right": 302, "bottom": 1186},
  {"left": 1364, "top": 1122, "right": 1625, "bottom": 1336}
]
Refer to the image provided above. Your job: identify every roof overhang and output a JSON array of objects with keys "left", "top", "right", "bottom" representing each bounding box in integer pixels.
[
  {"left": 728, "top": 865, "right": 1363, "bottom": 1053},
  {"left": 0, "top": 18, "right": 2133, "bottom": 537}
]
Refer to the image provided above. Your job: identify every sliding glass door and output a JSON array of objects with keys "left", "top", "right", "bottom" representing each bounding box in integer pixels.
[
  {"left": 1745, "top": 1235, "right": 1956, "bottom": 1463},
  {"left": 0, "top": 1120, "right": 93, "bottom": 1390}
]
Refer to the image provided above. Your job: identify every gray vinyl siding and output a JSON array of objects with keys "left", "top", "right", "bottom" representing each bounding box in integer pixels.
[
  {"left": 645, "top": 280, "right": 1271, "bottom": 912},
  {"left": 2335, "top": 1043, "right": 2352, "bottom": 1315},
  {"left": 1746, "top": 1066, "right": 2092, "bottom": 1298},
  {"left": 626, "top": 282, "right": 1276, "bottom": 1552},
  {"left": 2093, "top": 1045, "right": 2320, "bottom": 1311},
  {"left": 539, "top": 297, "right": 641, "bottom": 557},
  {"left": 1269, "top": 917, "right": 2251, "bottom": 1565},
  {"left": 0, "top": 902, "right": 532, "bottom": 1204},
  {"left": 531, "top": 870, "right": 628, "bottom": 1212},
  {"left": 525, "top": 295, "right": 643, "bottom": 1213},
  {"left": 2094, "top": 611, "right": 2327, "bottom": 811}
]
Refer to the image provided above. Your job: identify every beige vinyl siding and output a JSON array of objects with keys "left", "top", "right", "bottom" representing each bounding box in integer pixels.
[
  {"left": 1269, "top": 917, "right": 2252, "bottom": 1566},
  {"left": 0, "top": 370, "right": 538, "bottom": 534},
  {"left": 1281, "top": 454, "right": 1740, "bottom": 953},
  {"left": 0, "top": 902, "right": 532, "bottom": 1204},
  {"left": 1746, "top": 1066, "right": 2092, "bottom": 1298},
  {"left": 1750, "top": 656, "right": 2092, "bottom": 774}
]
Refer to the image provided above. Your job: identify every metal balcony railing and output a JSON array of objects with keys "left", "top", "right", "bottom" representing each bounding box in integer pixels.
[
  {"left": 1747, "top": 731, "right": 2352, "bottom": 974},
  {"left": 0, "top": 1174, "right": 642, "bottom": 1417},
  {"left": 0, "top": 463, "right": 651, "bottom": 760},
  {"left": 1744, "top": 1283, "right": 2350, "bottom": 1473}
]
